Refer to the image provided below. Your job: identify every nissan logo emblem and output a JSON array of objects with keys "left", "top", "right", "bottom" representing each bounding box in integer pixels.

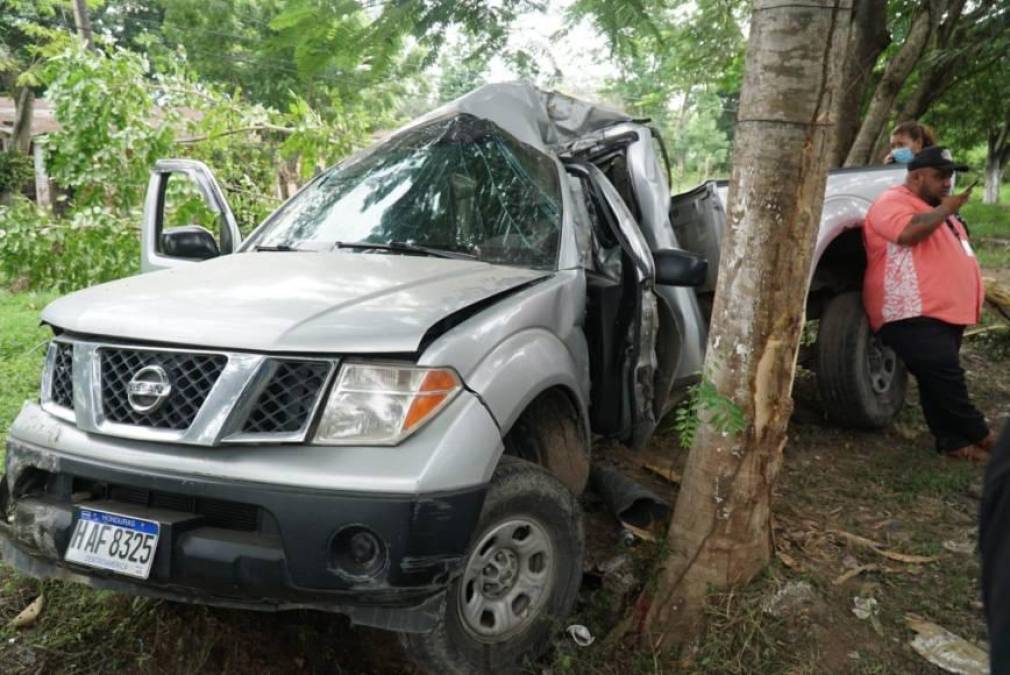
[{"left": 126, "top": 365, "right": 172, "bottom": 413}]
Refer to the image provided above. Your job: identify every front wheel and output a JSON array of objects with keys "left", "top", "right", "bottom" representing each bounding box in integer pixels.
[
  {"left": 815, "top": 291, "right": 907, "bottom": 428},
  {"left": 400, "top": 456, "right": 584, "bottom": 675}
]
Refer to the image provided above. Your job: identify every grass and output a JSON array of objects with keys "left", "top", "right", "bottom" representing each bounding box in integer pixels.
[
  {"left": 0, "top": 291, "right": 57, "bottom": 459},
  {"left": 961, "top": 184, "right": 1010, "bottom": 273},
  {"left": 961, "top": 182, "right": 1010, "bottom": 238}
]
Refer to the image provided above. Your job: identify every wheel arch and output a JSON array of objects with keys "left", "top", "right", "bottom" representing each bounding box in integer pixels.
[
  {"left": 807, "top": 227, "right": 866, "bottom": 320},
  {"left": 501, "top": 385, "right": 590, "bottom": 495}
]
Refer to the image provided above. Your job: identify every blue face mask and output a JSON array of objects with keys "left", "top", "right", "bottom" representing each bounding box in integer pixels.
[{"left": 891, "top": 147, "right": 915, "bottom": 164}]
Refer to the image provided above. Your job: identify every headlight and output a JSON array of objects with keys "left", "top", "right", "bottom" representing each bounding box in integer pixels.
[{"left": 313, "top": 364, "right": 462, "bottom": 445}]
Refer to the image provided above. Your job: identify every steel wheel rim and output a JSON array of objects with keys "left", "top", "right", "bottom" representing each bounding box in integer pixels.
[
  {"left": 457, "top": 516, "right": 555, "bottom": 642},
  {"left": 866, "top": 335, "right": 897, "bottom": 394}
]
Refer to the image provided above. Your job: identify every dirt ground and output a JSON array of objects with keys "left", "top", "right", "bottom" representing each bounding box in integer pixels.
[{"left": 1, "top": 330, "right": 1008, "bottom": 674}]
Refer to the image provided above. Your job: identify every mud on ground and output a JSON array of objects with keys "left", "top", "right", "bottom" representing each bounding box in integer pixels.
[{"left": 1, "top": 329, "right": 1008, "bottom": 674}]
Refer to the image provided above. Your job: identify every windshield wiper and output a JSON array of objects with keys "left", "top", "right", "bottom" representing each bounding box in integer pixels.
[
  {"left": 334, "top": 240, "right": 476, "bottom": 260},
  {"left": 254, "top": 244, "right": 302, "bottom": 252}
]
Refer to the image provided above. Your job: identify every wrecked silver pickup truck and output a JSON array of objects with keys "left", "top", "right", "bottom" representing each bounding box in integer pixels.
[{"left": 1, "top": 82, "right": 904, "bottom": 673}]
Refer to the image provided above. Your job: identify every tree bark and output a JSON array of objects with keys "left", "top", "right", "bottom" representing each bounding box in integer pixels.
[
  {"left": 985, "top": 122, "right": 1010, "bottom": 205},
  {"left": 844, "top": 8, "right": 933, "bottom": 166},
  {"left": 72, "top": 0, "right": 95, "bottom": 50},
  {"left": 640, "top": 0, "right": 852, "bottom": 649},
  {"left": 828, "top": 0, "right": 890, "bottom": 167},
  {"left": 896, "top": 0, "right": 969, "bottom": 121},
  {"left": 33, "top": 142, "right": 52, "bottom": 208},
  {"left": 11, "top": 86, "right": 34, "bottom": 155}
]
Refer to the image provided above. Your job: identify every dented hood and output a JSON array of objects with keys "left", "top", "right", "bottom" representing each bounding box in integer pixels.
[{"left": 42, "top": 253, "right": 548, "bottom": 353}]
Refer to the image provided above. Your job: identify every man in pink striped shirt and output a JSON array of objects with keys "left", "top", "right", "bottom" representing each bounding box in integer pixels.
[{"left": 863, "top": 146, "right": 993, "bottom": 462}]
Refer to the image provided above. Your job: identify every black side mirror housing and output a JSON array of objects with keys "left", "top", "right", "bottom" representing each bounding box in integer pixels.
[
  {"left": 653, "top": 248, "right": 708, "bottom": 287},
  {"left": 161, "top": 226, "right": 221, "bottom": 260}
]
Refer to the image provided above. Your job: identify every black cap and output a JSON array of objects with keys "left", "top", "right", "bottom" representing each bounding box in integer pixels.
[{"left": 907, "top": 146, "right": 970, "bottom": 172}]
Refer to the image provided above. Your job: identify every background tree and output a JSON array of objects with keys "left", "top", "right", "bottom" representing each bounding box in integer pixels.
[
  {"left": 827, "top": 0, "right": 889, "bottom": 166},
  {"left": 436, "top": 49, "right": 491, "bottom": 104},
  {"left": 844, "top": 2, "right": 936, "bottom": 166},
  {"left": 0, "top": 1, "right": 68, "bottom": 156},
  {"left": 585, "top": 0, "right": 747, "bottom": 182},
  {"left": 929, "top": 48, "right": 1010, "bottom": 204},
  {"left": 639, "top": 0, "right": 853, "bottom": 646},
  {"left": 841, "top": 0, "right": 1010, "bottom": 166}
]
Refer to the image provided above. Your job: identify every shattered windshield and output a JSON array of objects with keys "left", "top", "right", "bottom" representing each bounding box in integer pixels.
[{"left": 244, "top": 114, "right": 563, "bottom": 269}]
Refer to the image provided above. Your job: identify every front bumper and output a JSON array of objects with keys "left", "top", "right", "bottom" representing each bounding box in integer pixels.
[{"left": 0, "top": 437, "right": 486, "bottom": 633}]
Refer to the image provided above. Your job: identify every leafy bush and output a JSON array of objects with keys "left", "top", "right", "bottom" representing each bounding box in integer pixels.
[
  {"left": 0, "top": 151, "right": 34, "bottom": 195},
  {"left": 1, "top": 41, "right": 402, "bottom": 294},
  {"left": 42, "top": 45, "right": 174, "bottom": 215},
  {"left": 0, "top": 197, "right": 139, "bottom": 292}
]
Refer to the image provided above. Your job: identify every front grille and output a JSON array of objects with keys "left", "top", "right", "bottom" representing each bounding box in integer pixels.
[
  {"left": 79, "top": 480, "right": 260, "bottom": 531},
  {"left": 51, "top": 343, "right": 74, "bottom": 409},
  {"left": 242, "top": 360, "right": 331, "bottom": 433},
  {"left": 99, "top": 348, "right": 227, "bottom": 430}
]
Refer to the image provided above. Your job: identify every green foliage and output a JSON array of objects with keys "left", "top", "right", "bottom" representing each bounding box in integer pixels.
[
  {"left": 437, "top": 49, "right": 490, "bottom": 104},
  {"left": 674, "top": 378, "right": 747, "bottom": 449},
  {"left": 961, "top": 184, "right": 1010, "bottom": 238},
  {"left": 0, "top": 197, "right": 139, "bottom": 292},
  {"left": 0, "top": 150, "right": 34, "bottom": 194},
  {"left": 42, "top": 44, "right": 174, "bottom": 214},
  {"left": 0, "top": 0, "right": 69, "bottom": 92},
  {"left": 158, "top": 0, "right": 301, "bottom": 110},
  {"left": 595, "top": 0, "right": 745, "bottom": 179},
  {"left": 0, "top": 288, "right": 55, "bottom": 446}
]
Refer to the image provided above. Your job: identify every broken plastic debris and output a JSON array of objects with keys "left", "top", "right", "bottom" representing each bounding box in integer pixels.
[
  {"left": 906, "top": 614, "right": 987, "bottom": 675},
  {"left": 566, "top": 624, "right": 595, "bottom": 647},
  {"left": 852, "top": 596, "right": 882, "bottom": 635},
  {"left": 9, "top": 594, "right": 44, "bottom": 628},
  {"left": 851, "top": 596, "right": 878, "bottom": 620}
]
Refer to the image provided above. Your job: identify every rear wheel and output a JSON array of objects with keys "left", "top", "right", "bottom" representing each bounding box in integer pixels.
[
  {"left": 400, "top": 456, "right": 583, "bottom": 675},
  {"left": 815, "top": 291, "right": 907, "bottom": 428}
]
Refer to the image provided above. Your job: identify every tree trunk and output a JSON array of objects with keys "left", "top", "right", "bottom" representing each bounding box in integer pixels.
[
  {"left": 897, "top": 0, "right": 968, "bottom": 121},
  {"left": 72, "top": 0, "right": 95, "bottom": 50},
  {"left": 985, "top": 122, "right": 1010, "bottom": 205},
  {"left": 984, "top": 160, "right": 1002, "bottom": 205},
  {"left": 845, "top": 8, "right": 933, "bottom": 166},
  {"left": 828, "top": 0, "right": 890, "bottom": 167},
  {"left": 868, "top": 121, "right": 891, "bottom": 167},
  {"left": 11, "top": 87, "right": 34, "bottom": 155},
  {"left": 640, "top": 0, "right": 852, "bottom": 648},
  {"left": 33, "top": 142, "right": 52, "bottom": 208}
]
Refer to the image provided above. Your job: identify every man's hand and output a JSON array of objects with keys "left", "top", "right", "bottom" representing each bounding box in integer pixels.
[
  {"left": 899, "top": 187, "right": 974, "bottom": 245},
  {"left": 939, "top": 188, "right": 972, "bottom": 215}
]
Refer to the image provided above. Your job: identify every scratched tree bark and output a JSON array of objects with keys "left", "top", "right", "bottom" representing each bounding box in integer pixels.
[{"left": 640, "top": 0, "right": 852, "bottom": 647}]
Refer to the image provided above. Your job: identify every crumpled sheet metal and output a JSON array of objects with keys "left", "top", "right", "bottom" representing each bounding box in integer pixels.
[
  {"left": 399, "top": 81, "right": 633, "bottom": 154},
  {"left": 590, "top": 465, "right": 670, "bottom": 529}
]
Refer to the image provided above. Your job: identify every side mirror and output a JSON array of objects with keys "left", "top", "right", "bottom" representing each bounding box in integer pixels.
[
  {"left": 161, "top": 226, "right": 221, "bottom": 260},
  {"left": 653, "top": 248, "right": 707, "bottom": 287}
]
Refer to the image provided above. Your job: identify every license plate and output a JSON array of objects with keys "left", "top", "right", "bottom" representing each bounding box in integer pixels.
[{"left": 64, "top": 508, "right": 160, "bottom": 579}]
